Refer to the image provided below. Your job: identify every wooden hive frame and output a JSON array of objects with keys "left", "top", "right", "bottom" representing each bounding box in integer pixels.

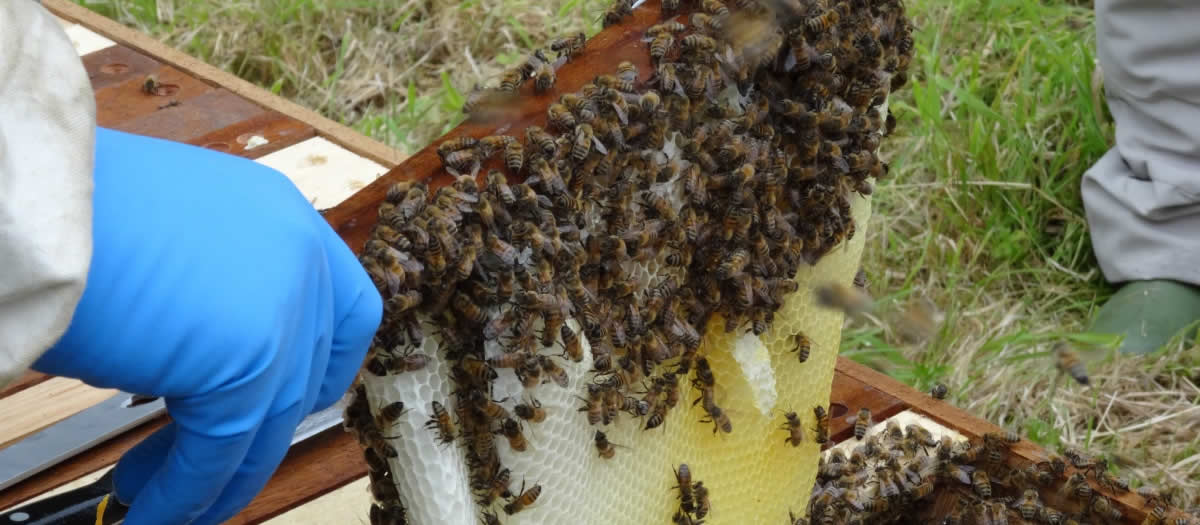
[{"left": 0, "top": 1, "right": 1185, "bottom": 524}]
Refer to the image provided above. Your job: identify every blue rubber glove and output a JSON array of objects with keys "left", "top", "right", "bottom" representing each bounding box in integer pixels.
[{"left": 32, "top": 128, "right": 382, "bottom": 525}]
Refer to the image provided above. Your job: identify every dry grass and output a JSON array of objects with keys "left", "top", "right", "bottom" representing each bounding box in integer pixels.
[{"left": 75, "top": 0, "right": 1200, "bottom": 513}]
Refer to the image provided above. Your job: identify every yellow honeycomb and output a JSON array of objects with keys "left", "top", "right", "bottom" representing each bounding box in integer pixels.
[{"left": 362, "top": 193, "right": 870, "bottom": 525}]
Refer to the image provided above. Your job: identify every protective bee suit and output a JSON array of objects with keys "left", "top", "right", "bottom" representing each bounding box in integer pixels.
[
  {"left": 0, "top": 0, "right": 95, "bottom": 387},
  {"left": 0, "top": 3, "right": 383, "bottom": 524}
]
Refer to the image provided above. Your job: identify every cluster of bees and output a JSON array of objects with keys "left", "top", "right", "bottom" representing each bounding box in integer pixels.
[
  {"left": 345, "top": 0, "right": 913, "bottom": 522},
  {"left": 791, "top": 408, "right": 1198, "bottom": 525}
]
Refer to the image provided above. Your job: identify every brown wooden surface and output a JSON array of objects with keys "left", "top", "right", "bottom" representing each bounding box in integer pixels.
[
  {"left": 826, "top": 364, "right": 909, "bottom": 444},
  {"left": 228, "top": 429, "right": 366, "bottom": 524},
  {"left": 834, "top": 357, "right": 1161, "bottom": 525},
  {"left": 322, "top": 0, "right": 668, "bottom": 254},
  {"left": 0, "top": 372, "right": 51, "bottom": 398},
  {"left": 43, "top": 0, "right": 403, "bottom": 168},
  {"left": 0, "top": 380, "right": 117, "bottom": 450}
]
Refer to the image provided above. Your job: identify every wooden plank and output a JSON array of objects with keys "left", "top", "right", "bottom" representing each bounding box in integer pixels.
[
  {"left": 321, "top": 0, "right": 667, "bottom": 253},
  {"left": 0, "top": 380, "right": 117, "bottom": 450},
  {"left": 0, "top": 417, "right": 166, "bottom": 511},
  {"left": 833, "top": 357, "right": 1162, "bottom": 524},
  {"left": 186, "top": 111, "right": 316, "bottom": 160},
  {"left": 110, "top": 88, "right": 267, "bottom": 146},
  {"left": 826, "top": 365, "right": 909, "bottom": 444},
  {"left": 227, "top": 429, "right": 366, "bottom": 524},
  {"left": 41, "top": 0, "right": 403, "bottom": 169},
  {"left": 0, "top": 372, "right": 51, "bottom": 398},
  {"left": 92, "top": 64, "right": 218, "bottom": 128},
  {"left": 82, "top": 45, "right": 171, "bottom": 93}
]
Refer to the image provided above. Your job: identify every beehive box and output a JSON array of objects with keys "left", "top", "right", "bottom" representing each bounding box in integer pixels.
[{"left": 0, "top": 1, "right": 1192, "bottom": 525}]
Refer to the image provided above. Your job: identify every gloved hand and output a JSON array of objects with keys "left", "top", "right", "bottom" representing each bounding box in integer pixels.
[{"left": 33, "top": 127, "right": 382, "bottom": 524}]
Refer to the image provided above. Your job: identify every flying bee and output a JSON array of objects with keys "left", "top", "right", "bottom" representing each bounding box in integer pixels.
[
  {"left": 854, "top": 407, "right": 871, "bottom": 440},
  {"left": 503, "top": 481, "right": 541, "bottom": 515},
  {"left": 424, "top": 400, "right": 456, "bottom": 444},
  {"left": 782, "top": 411, "right": 804, "bottom": 446},
  {"left": 1054, "top": 343, "right": 1090, "bottom": 385},
  {"left": 814, "top": 282, "right": 873, "bottom": 315},
  {"left": 550, "top": 31, "right": 586, "bottom": 60},
  {"left": 813, "top": 405, "right": 830, "bottom": 445},
  {"left": 594, "top": 430, "right": 620, "bottom": 459}
]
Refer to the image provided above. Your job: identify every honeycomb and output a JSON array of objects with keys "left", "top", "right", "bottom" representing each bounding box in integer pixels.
[
  {"left": 351, "top": 195, "right": 868, "bottom": 525},
  {"left": 343, "top": 0, "right": 912, "bottom": 523}
]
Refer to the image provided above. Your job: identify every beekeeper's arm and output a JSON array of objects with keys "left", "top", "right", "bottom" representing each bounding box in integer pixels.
[
  {"left": 0, "top": 0, "right": 95, "bottom": 387},
  {"left": 2, "top": 4, "right": 383, "bottom": 524}
]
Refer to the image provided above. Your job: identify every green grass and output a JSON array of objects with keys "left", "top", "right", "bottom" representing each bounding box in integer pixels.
[{"left": 75, "top": 0, "right": 1199, "bottom": 509}]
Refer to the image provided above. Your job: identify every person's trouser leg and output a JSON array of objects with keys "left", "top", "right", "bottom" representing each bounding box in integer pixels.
[{"left": 1082, "top": 0, "right": 1200, "bottom": 353}]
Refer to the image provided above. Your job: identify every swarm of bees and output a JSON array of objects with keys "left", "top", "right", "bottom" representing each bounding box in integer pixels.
[
  {"left": 797, "top": 416, "right": 1199, "bottom": 525},
  {"left": 347, "top": 0, "right": 914, "bottom": 522}
]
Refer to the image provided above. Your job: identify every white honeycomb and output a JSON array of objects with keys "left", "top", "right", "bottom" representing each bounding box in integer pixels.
[{"left": 362, "top": 192, "right": 872, "bottom": 525}]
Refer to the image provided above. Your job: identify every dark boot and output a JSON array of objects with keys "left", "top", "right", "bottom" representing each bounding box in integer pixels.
[{"left": 1089, "top": 280, "right": 1200, "bottom": 354}]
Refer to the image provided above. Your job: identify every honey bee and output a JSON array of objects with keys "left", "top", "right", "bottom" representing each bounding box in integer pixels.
[
  {"left": 547, "top": 103, "right": 578, "bottom": 132},
  {"left": 701, "top": 0, "right": 728, "bottom": 16},
  {"left": 572, "top": 123, "right": 596, "bottom": 162},
  {"left": 452, "top": 292, "right": 487, "bottom": 324},
  {"left": 1054, "top": 343, "right": 1090, "bottom": 385},
  {"left": 615, "top": 61, "right": 638, "bottom": 91},
  {"left": 930, "top": 382, "right": 949, "bottom": 400},
  {"left": 681, "top": 34, "right": 718, "bottom": 56},
  {"left": 675, "top": 463, "right": 694, "bottom": 508},
  {"left": 594, "top": 430, "right": 619, "bottom": 459},
  {"left": 550, "top": 31, "right": 586, "bottom": 60},
  {"left": 580, "top": 384, "right": 605, "bottom": 425},
  {"left": 854, "top": 407, "right": 871, "bottom": 440},
  {"left": 424, "top": 400, "right": 456, "bottom": 444},
  {"left": 782, "top": 411, "right": 805, "bottom": 446},
  {"left": 813, "top": 405, "right": 830, "bottom": 444},
  {"left": 539, "top": 355, "right": 569, "bottom": 388},
  {"left": 971, "top": 470, "right": 992, "bottom": 498},
  {"left": 805, "top": 8, "right": 840, "bottom": 34},
  {"left": 458, "top": 357, "right": 498, "bottom": 383},
  {"left": 1144, "top": 506, "right": 1167, "bottom": 525},
  {"left": 498, "top": 417, "right": 527, "bottom": 452},
  {"left": 814, "top": 282, "right": 873, "bottom": 315},
  {"left": 693, "top": 481, "right": 711, "bottom": 518},
  {"left": 503, "top": 481, "right": 542, "bottom": 515},
  {"left": 503, "top": 138, "right": 524, "bottom": 173},
  {"left": 534, "top": 62, "right": 556, "bottom": 93},
  {"left": 792, "top": 332, "right": 812, "bottom": 363},
  {"left": 375, "top": 401, "right": 407, "bottom": 428}
]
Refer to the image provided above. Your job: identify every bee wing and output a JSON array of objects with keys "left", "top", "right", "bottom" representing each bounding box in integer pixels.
[
  {"left": 592, "top": 136, "right": 608, "bottom": 155},
  {"left": 611, "top": 101, "right": 629, "bottom": 125}
]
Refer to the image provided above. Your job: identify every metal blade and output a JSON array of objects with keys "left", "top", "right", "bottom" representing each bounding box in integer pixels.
[
  {"left": 0, "top": 393, "right": 165, "bottom": 492},
  {"left": 0, "top": 393, "right": 348, "bottom": 494}
]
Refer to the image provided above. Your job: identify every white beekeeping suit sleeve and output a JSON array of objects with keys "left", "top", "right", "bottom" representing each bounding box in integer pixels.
[{"left": 0, "top": 1, "right": 96, "bottom": 387}]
